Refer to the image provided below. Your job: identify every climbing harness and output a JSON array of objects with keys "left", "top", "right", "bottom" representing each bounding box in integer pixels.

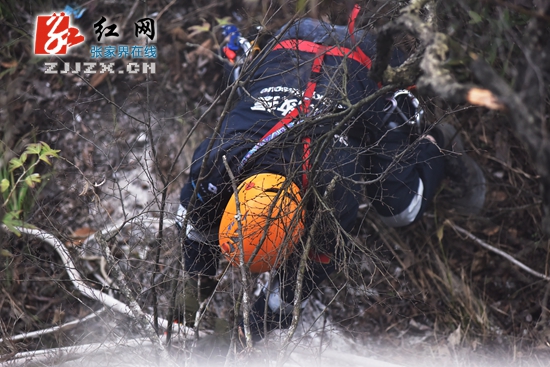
[{"left": 239, "top": 4, "right": 371, "bottom": 175}]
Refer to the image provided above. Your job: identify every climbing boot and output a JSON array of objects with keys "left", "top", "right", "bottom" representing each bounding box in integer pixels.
[{"left": 192, "top": 318, "right": 232, "bottom": 362}]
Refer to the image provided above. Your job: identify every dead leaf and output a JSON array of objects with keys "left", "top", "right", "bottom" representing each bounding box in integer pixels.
[
  {"left": 66, "top": 227, "right": 96, "bottom": 247},
  {"left": 89, "top": 72, "right": 109, "bottom": 89},
  {"left": 187, "top": 20, "right": 211, "bottom": 39},
  {"left": 82, "top": 143, "right": 95, "bottom": 169},
  {"left": 81, "top": 122, "right": 90, "bottom": 133},
  {"left": 489, "top": 190, "right": 508, "bottom": 202},
  {"left": 409, "top": 319, "right": 431, "bottom": 331},
  {"left": 471, "top": 252, "right": 486, "bottom": 273},
  {"left": 467, "top": 88, "right": 505, "bottom": 110},
  {"left": 447, "top": 324, "right": 462, "bottom": 348},
  {"left": 79, "top": 181, "right": 89, "bottom": 196},
  {"left": 52, "top": 307, "right": 65, "bottom": 324},
  {"left": 72, "top": 227, "right": 96, "bottom": 238},
  {"left": 169, "top": 26, "right": 188, "bottom": 42},
  {"left": 482, "top": 226, "right": 500, "bottom": 236},
  {"left": 186, "top": 38, "right": 214, "bottom": 64},
  {"left": 1, "top": 60, "right": 17, "bottom": 68}
]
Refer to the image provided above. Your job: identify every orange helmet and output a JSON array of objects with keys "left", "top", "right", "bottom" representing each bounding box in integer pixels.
[{"left": 219, "top": 173, "right": 304, "bottom": 273}]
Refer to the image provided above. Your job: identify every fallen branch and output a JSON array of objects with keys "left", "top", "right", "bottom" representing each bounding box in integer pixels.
[
  {"left": 80, "top": 217, "right": 177, "bottom": 249},
  {"left": 6, "top": 337, "right": 152, "bottom": 364},
  {"left": 0, "top": 308, "right": 103, "bottom": 344},
  {"left": 0, "top": 224, "right": 201, "bottom": 346},
  {"left": 445, "top": 220, "right": 550, "bottom": 281},
  {"left": 0, "top": 225, "right": 166, "bottom": 325},
  {"left": 0, "top": 223, "right": 217, "bottom": 362},
  {"left": 370, "top": 0, "right": 432, "bottom": 86}
]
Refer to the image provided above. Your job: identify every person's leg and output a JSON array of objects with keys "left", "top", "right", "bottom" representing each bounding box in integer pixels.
[
  {"left": 366, "top": 129, "right": 445, "bottom": 227},
  {"left": 430, "top": 123, "right": 486, "bottom": 215},
  {"left": 175, "top": 181, "right": 220, "bottom": 325},
  {"left": 178, "top": 182, "right": 220, "bottom": 277}
]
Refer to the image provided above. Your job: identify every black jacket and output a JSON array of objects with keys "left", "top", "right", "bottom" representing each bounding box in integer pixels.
[{"left": 180, "top": 18, "right": 404, "bottom": 233}]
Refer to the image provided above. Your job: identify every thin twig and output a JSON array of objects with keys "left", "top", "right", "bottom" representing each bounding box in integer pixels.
[
  {"left": 165, "top": 54, "right": 243, "bottom": 344},
  {"left": 481, "top": 0, "right": 550, "bottom": 23},
  {"left": 139, "top": 0, "right": 165, "bottom": 335},
  {"left": 185, "top": 42, "right": 225, "bottom": 62},
  {"left": 121, "top": 0, "right": 140, "bottom": 34},
  {"left": 279, "top": 176, "right": 339, "bottom": 363},
  {"left": 445, "top": 220, "right": 550, "bottom": 281},
  {"left": 156, "top": 0, "right": 178, "bottom": 24},
  {"left": 95, "top": 231, "right": 173, "bottom": 361},
  {"left": 222, "top": 155, "right": 253, "bottom": 349}
]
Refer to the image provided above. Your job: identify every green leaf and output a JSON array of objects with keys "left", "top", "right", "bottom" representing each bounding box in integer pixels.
[
  {"left": 468, "top": 11, "right": 483, "bottom": 25},
  {"left": 39, "top": 154, "right": 51, "bottom": 165},
  {"left": 215, "top": 17, "right": 232, "bottom": 26},
  {"left": 2, "top": 212, "right": 22, "bottom": 236},
  {"left": 436, "top": 225, "right": 444, "bottom": 242},
  {"left": 24, "top": 173, "right": 41, "bottom": 187},
  {"left": 39, "top": 142, "right": 60, "bottom": 164},
  {"left": 1, "top": 178, "right": 9, "bottom": 193},
  {"left": 28, "top": 173, "right": 41, "bottom": 183},
  {"left": 8, "top": 158, "right": 23, "bottom": 172},
  {"left": 0, "top": 249, "right": 13, "bottom": 257},
  {"left": 296, "top": 0, "right": 308, "bottom": 13},
  {"left": 40, "top": 142, "right": 60, "bottom": 155},
  {"left": 25, "top": 143, "right": 42, "bottom": 155},
  {"left": 503, "top": 9, "right": 511, "bottom": 28},
  {"left": 188, "top": 21, "right": 211, "bottom": 38},
  {"left": 19, "top": 152, "right": 27, "bottom": 164}
]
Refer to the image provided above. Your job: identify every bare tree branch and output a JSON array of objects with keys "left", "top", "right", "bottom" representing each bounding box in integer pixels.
[
  {"left": 445, "top": 220, "right": 550, "bottom": 281},
  {"left": 222, "top": 155, "right": 253, "bottom": 349}
]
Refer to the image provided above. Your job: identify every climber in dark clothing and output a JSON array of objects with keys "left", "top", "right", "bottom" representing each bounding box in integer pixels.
[{"left": 175, "top": 6, "right": 484, "bottom": 342}]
